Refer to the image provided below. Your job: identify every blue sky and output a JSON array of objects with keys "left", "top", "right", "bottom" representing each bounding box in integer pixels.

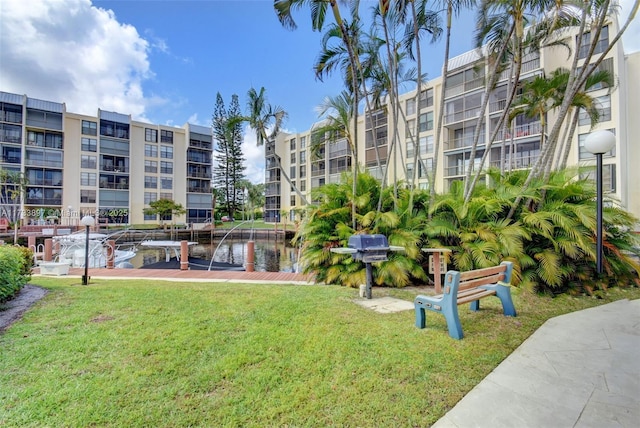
[{"left": 1, "top": 0, "right": 638, "bottom": 182}]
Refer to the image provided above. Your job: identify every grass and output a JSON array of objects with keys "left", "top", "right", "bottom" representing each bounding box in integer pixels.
[{"left": 2, "top": 278, "right": 639, "bottom": 427}]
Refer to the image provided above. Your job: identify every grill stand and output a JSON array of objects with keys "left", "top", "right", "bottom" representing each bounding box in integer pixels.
[{"left": 364, "top": 262, "right": 374, "bottom": 299}]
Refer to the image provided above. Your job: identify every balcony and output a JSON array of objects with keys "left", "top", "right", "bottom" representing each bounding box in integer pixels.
[
  {"left": 489, "top": 99, "right": 507, "bottom": 113},
  {"left": 444, "top": 135, "right": 485, "bottom": 151},
  {"left": 489, "top": 153, "right": 540, "bottom": 170},
  {"left": 494, "top": 122, "right": 542, "bottom": 141},
  {"left": 444, "top": 106, "right": 482, "bottom": 125}
]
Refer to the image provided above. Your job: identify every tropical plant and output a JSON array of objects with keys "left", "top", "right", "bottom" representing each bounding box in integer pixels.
[
  {"left": 212, "top": 93, "right": 246, "bottom": 219},
  {"left": 294, "top": 170, "right": 428, "bottom": 288},
  {"left": 245, "top": 86, "right": 308, "bottom": 205},
  {"left": 0, "top": 245, "right": 31, "bottom": 302},
  {"left": 143, "top": 199, "right": 186, "bottom": 231},
  {"left": 0, "top": 169, "right": 29, "bottom": 244},
  {"left": 425, "top": 167, "right": 640, "bottom": 294}
]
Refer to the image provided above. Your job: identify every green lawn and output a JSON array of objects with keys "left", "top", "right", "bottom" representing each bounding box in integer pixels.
[{"left": 2, "top": 278, "right": 638, "bottom": 427}]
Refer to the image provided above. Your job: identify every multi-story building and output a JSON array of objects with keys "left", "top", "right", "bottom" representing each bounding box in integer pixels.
[
  {"left": 270, "top": 19, "right": 640, "bottom": 225},
  {"left": 0, "top": 92, "right": 212, "bottom": 227}
]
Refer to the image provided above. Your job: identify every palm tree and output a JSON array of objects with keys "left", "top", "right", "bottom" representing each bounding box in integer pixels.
[
  {"left": 275, "top": 0, "right": 363, "bottom": 168},
  {"left": 556, "top": 67, "right": 614, "bottom": 169},
  {"left": 430, "top": 0, "right": 476, "bottom": 207},
  {"left": 314, "top": 90, "right": 358, "bottom": 228},
  {"left": 511, "top": 0, "right": 639, "bottom": 217},
  {"left": 399, "top": 0, "right": 442, "bottom": 203},
  {"left": 246, "top": 86, "right": 309, "bottom": 205}
]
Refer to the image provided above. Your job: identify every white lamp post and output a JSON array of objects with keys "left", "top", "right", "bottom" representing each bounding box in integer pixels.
[
  {"left": 584, "top": 130, "right": 615, "bottom": 274},
  {"left": 80, "top": 215, "right": 95, "bottom": 285}
]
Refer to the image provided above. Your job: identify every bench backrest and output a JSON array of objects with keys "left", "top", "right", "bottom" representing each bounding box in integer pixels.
[{"left": 444, "top": 262, "right": 513, "bottom": 295}]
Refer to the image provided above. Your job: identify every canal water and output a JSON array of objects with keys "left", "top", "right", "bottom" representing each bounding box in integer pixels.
[{"left": 128, "top": 238, "right": 300, "bottom": 272}]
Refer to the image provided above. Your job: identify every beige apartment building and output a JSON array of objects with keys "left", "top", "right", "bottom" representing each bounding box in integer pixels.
[
  {"left": 268, "top": 20, "right": 640, "bottom": 226},
  {"left": 0, "top": 92, "right": 212, "bottom": 227}
]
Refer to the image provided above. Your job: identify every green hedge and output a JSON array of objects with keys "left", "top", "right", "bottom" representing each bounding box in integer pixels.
[{"left": 0, "top": 245, "right": 33, "bottom": 303}]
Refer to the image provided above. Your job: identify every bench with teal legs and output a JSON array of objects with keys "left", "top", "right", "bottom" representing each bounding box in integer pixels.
[{"left": 414, "top": 261, "right": 516, "bottom": 339}]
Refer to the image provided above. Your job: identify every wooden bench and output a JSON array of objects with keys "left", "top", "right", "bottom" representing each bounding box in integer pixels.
[
  {"left": 0, "top": 218, "right": 9, "bottom": 233},
  {"left": 414, "top": 261, "right": 516, "bottom": 339}
]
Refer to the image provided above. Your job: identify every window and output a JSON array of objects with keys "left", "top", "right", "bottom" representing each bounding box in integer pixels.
[
  {"left": 419, "top": 88, "right": 434, "bottom": 108},
  {"left": 82, "top": 120, "right": 97, "bottom": 136},
  {"left": 145, "top": 128, "right": 158, "bottom": 142},
  {"left": 81, "top": 189, "right": 96, "bottom": 204},
  {"left": 407, "top": 141, "right": 415, "bottom": 159},
  {"left": 290, "top": 166, "right": 296, "bottom": 179},
  {"left": 300, "top": 180, "right": 306, "bottom": 191},
  {"left": 1, "top": 102, "right": 22, "bottom": 123},
  {"left": 578, "top": 129, "right": 616, "bottom": 159},
  {"left": 580, "top": 58, "right": 613, "bottom": 92},
  {"left": 99, "top": 174, "right": 128, "bottom": 189},
  {"left": 81, "top": 138, "right": 97, "bottom": 152},
  {"left": 81, "top": 172, "right": 96, "bottom": 186},
  {"left": 419, "top": 135, "right": 434, "bottom": 154},
  {"left": 145, "top": 144, "right": 158, "bottom": 157},
  {"left": 579, "top": 95, "right": 611, "bottom": 126},
  {"left": 145, "top": 176, "right": 157, "bottom": 189},
  {"left": 100, "top": 120, "right": 129, "bottom": 139},
  {"left": 578, "top": 25, "right": 609, "bottom": 59},
  {"left": 291, "top": 152, "right": 296, "bottom": 164},
  {"left": 0, "top": 123, "right": 21, "bottom": 143},
  {"left": 27, "top": 131, "right": 63, "bottom": 149},
  {"left": 582, "top": 164, "right": 616, "bottom": 192},
  {"left": 100, "top": 138, "right": 129, "bottom": 155},
  {"left": 160, "top": 192, "right": 173, "bottom": 200},
  {"left": 405, "top": 119, "right": 416, "bottom": 138},
  {"left": 160, "top": 129, "right": 173, "bottom": 144},
  {"left": 291, "top": 195, "right": 296, "bottom": 206},
  {"left": 2, "top": 146, "right": 21, "bottom": 163},
  {"left": 419, "top": 112, "right": 434, "bottom": 132},
  {"left": 299, "top": 151, "right": 306, "bottom": 164},
  {"left": 290, "top": 138, "right": 296, "bottom": 150},
  {"left": 406, "top": 98, "right": 416, "bottom": 116},
  {"left": 300, "top": 136, "right": 306, "bottom": 149},
  {"left": 160, "top": 161, "right": 173, "bottom": 174},
  {"left": 145, "top": 160, "right": 157, "bottom": 173},
  {"left": 144, "top": 192, "right": 158, "bottom": 204},
  {"left": 161, "top": 177, "right": 173, "bottom": 190},
  {"left": 300, "top": 165, "right": 306, "bottom": 178},
  {"left": 81, "top": 155, "right": 97, "bottom": 169},
  {"left": 160, "top": 146, "right": 173, "bottom": 159}
]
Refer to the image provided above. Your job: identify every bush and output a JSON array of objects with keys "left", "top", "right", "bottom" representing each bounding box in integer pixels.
[{"left": 0, "top": 245, "right": 32, "bottom": 303}]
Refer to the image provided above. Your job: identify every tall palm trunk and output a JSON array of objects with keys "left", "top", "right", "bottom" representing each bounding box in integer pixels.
[{"left": 430, "top": 1, "right": 453, "bottom": 211}]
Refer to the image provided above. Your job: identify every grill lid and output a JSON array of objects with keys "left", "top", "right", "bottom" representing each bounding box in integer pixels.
[{"left": 348, "top": 234, "right": 389, "bottom": 251}]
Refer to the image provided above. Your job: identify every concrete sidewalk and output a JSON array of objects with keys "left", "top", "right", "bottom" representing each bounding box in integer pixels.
[{"left": 433, "top": 298, "right": 640, "bottom": 428}]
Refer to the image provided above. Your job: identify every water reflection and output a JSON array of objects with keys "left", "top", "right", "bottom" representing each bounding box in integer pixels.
[{"left": 129, "top": 239, "right": 299, "bottom": 272}]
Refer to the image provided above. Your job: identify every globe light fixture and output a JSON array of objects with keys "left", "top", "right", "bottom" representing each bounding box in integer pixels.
[
  {"left": 80, "top": 215, "right": 95, "bottom": 285},
  {"left": 584, "top": 130, "right": 616, "bottom": 274}
]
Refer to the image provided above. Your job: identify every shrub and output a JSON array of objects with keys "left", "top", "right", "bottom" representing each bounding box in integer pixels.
[{"left": 0, "top": 245, "right": 32, "bottom": 302}]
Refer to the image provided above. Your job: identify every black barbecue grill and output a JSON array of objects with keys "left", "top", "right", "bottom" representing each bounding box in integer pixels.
[
  {"left": 331, "top": 234, "right": 403, "bottom": 299},
  {"left": 348, "top": 234, "right": 390, "bottom": 263}
]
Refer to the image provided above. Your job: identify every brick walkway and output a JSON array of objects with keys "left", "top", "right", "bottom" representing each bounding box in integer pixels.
[{"left": 35, "top": 267, "right": 315, "bottom": 284}]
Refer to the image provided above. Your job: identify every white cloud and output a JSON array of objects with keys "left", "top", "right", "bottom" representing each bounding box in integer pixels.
[
  {"left": 241, "top": 126, "right": 265, "bottom": 185},
  {"left": 619, "top": 0, "right": 640, "bottom": 54},
  {"left": 0, "top": 0, "right": 154, "bottom": 119}
]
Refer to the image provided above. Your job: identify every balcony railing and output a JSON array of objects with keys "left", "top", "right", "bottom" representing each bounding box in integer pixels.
[
  {"left": 489, "top": 153, "right": 540, "bottom": 170},
  {"left": 444, "top": 106, "right": 482, "bottom": 125},
  {"left": 444, "top": 135, "right": 485, "bottom": 151},
  {"left": 494, "top": 122, "right": 542, "bottom": 141},
  {"left": 25, "top": 159, "right": 64, "bottom": 168},
  {"left": 489, "top": 99, "right": 507, "bottom": 113},
  {"left": 498, "top": 57, "right": 541, "bottom": 80}
]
